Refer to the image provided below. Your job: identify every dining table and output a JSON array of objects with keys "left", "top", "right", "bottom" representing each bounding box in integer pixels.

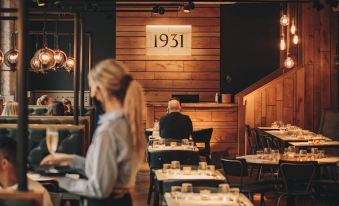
[
  {"left": 153, "top": 168, "right": 226, "bottom": 206},
  {"left": 237, "top": 154, "right": 339, "bottom": 166},
  {"left": 288, "top": 141, "right": 339, "bottom": 148},
  {"left": 164, "top": 192, "right": 254, "bottom": 206},
  {"left": 148, "top": 145, "right": 199, "bottom": 153}
]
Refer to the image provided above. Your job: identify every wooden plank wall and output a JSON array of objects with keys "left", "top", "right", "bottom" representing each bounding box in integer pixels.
[
  {"left": 243, "top": 67, "right": 305, "bottom": 128},
  {"left": 116, "top": 6, "right": 220, "bottom": 102},
  {"left": 302, "top": 2, "right": 338, "bottom": 131},
  {"left": 147, "top": 104, "right": 238, "bottom": 156},
  {"left": 237, "top": 2, "right": 338, "bottom": 154}
]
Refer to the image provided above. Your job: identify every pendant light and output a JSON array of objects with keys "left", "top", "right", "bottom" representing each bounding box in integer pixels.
[
  {"left": 290, "top": 18, "right": 296, "bottom": 34},
  {"left": 65, "top": 36, "right": 74, "bottom": 72},
  {"left": 284, "top": 55, "right": 295, "bottom": 69},
  {"left": 53, "top": 17, "right": 67, "bottom": 69},
  {"left": 280, "top": 14, "right": 289, "bottom": 26},
  {"left": 292, "top": 34, "right": 299, "bottom": 45},
  {"left": 38, "top": 19, "right": 56, "bottom": 70},
  {"left": 280, "top": 32, "right": 286, "bottom": 51},
  {"left": 4, "top": 31, "right": 18, "bottom": 69},
  {"left": 30, "top": 35, "right": 42, "bottom": 72},
  {"left": 0, "top": 49, "right": 4, "bottom": 66}
]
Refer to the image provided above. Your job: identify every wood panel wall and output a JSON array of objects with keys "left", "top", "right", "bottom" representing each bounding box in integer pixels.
[
  {"left": 116, "top": 6, "right": 220, "bottom": 102},
  {"left": 236, "top": 2, "right": 338, "bottom": 155},
  {"left": 146, "top": 103, "right": 238, "bottom": 156},
  {"left": 243, "top": 67, "right": 305, "bottom": 128}
]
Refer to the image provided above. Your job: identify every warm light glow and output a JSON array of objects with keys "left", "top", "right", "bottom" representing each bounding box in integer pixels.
[
  {"left": 65, "top": 57, "right": 75, "bottom": 72},
  {"left": 284, "top": 56, "right": 295, "bottom": 69},
  {"left": 0, "top": 50, "right": 3, "bottom": 66},
  {"left": 8, "top": 53, "right": 18, "bottom": 63},
  {"left": 54, "top": 49, "right": 67, "bottom": 69},
  {"left": 40, "top": 53, "right": 50, "bottom": 64},
  {"left": 280, "top": 14, "right": 289, "bottom": 26},
  {"left": 30, "top": 56, "right": 41, "bottom": 70},
  {"left": 280, "top": 37, "right": 286, "bottom": 50},
  {"left": 292, "top": 34, "right": 299, "bottom": 44},
  {"left": 290, "top": 21, "right": 296, "bottom": 34}
]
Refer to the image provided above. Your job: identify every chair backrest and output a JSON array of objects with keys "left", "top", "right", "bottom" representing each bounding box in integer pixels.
[
  {"left": 221, "top": 158, "right": 248, "bottom": 189},
  {"left": 254, "top": 128, "right": 268, "bottom": 149},
  {"left": 0, "top": 124, "right": 85, "bottom": 167},
  {"left": 162, "top": 179, "right": 225, "bottom": 194},
  {"left": 279, "top": 160, "right": 318, "bottom": 193},
  {"left": 318, "top": 110, "right": 339, "bottom": 140},
  {"left": 192, "top": 128, "right": 213, "bottom": 143},
  {"left": 148, "top": 150, "right": 199, "bottom": 169}
]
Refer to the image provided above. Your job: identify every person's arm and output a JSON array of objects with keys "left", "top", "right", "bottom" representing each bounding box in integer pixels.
[
  {"left": 187, "top": 116, "right": 193, "bottom": 136},
  {"left": 58, "top": 131, "right": 118, "bottom": 198}
]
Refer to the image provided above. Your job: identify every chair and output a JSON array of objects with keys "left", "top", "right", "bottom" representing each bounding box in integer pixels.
[
  {"left": 221, "top": 158, "right": 273, "bottom": 206},
  {"left": 147, "top": 150, "right": 199, "bottom": 205},
  {"left": 192, "top": 128, "right": 213, "bottom": 163},
  {"left": 318, "top": 109, "right": 339, "bottom": 140},
  {"left": 277, "top": 160, "right": 318, "bottom": 206},
  {"left": 245, "top": 125, "right": 257, "bottom": 154}
]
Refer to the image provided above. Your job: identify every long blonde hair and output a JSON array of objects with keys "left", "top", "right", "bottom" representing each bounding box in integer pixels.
[
  {"left": 88, "top": 59, "right": 145, "bottom": 159},
  {"left": 1, "top": 101, "right": 18, "bottom": 116}
]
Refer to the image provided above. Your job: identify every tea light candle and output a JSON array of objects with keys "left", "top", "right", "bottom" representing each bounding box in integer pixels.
[
  {"left": 200, "top": 189, "right": 211, "bottom": 200},
  {"left": 170, "top": 142, "right": 177, "bottom": 147},
  {"left": 182, "top": 166, "right": 191, "bottom": 175}
]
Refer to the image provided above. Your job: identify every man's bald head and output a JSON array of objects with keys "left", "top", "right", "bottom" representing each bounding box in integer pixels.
[{"left": 168, "top": 99, "right": 181, "bottom": 113}]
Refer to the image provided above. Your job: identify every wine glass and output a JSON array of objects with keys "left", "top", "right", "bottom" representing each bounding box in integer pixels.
[{"left": 46, "top": 128, "right": 59, "bottom": 156}]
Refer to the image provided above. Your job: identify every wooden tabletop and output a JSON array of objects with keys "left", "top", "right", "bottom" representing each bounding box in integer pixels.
[
  {"left": 155, "top": 169, "right": 225, "bottom": 181},
  {"left": 288, "top": 141, "right": 339, "bottom": 148},
  {"left": 237, "top": 155, "right": 339, "bottom": 165},
  {"left": 164, "top": 192, "right": 253, "bottom": 206},
  {"left": 264, "top": 130, "right": 331, "bottom": 142}
]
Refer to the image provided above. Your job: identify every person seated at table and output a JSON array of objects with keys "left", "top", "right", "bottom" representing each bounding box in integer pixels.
[
  {"left": 1, "top": 101, "right": 18, "bottom": 116},
  {"left": 0, "top": 137, "right": 53, "bottom": 206},
  {"left": 159, "top": 98, "right": 193, "bottom": 139},
  {"left": 62, "top": 98, "right": 73, "bottom": 116},
  {"left": 36, "top": 95, "right": 53, "bottom": 106},
  {"left": 47, "top": 101, "right": 65, "bottom": 116}
]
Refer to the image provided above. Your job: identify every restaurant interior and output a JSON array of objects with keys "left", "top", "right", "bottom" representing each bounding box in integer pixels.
[{"left": 0, "top": 0, "right": 338, "bottom": 206}]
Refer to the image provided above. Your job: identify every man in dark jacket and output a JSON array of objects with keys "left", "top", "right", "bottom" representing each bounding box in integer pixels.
[{"left": 159, "top": 98, "right": 193, "bottom": 139}]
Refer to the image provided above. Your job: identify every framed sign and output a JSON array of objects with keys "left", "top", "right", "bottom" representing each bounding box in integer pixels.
[{"left": 146, "top": 25, "right": 192, "bottom": 56}]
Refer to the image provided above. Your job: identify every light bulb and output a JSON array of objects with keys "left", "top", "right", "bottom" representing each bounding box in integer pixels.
[
  {"left": 293, "top": 34, "right": 299, "bottom": 44},
  {"left": 8, "top": 53, "right": 18, "bottom": 63},
  {"left": 280, "top": 37, "right": 286, "bottom": 50},
  {"left": 290, "top": 22, "right": 296, "bottom": 34},
  {"left": 65, "top": 57, "right": 75, "bottom": 72},
  {"left": 40, "top": 53, "right": 50, "bottom": 64},
  {"left": 54, "top": 53, "right": 63, "bottom": 62},
  {"left": 30, "top": 56, "right": 41, "bottom": 70},
  {"left": 280, "top": 14, "right": 289, "bottom": 26},
  {"left": 284, "top": 56, "right": 295, "bottom": 69}
]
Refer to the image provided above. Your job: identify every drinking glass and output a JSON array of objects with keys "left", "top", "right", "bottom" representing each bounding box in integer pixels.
[
  {"left": 171, "top": 161, "right": 180, "bottom": 170},
  {"left": 46, "top": 128, "right": 59, "bottom": 155},
  {"left": 163, "top": 163, "right": 171, "bottom": 174},
  {"left": 198, "top": 162, "right": 207, "bottom": 175},
  {"left": 152, "top": 140, "right": 159, "bottom": 148},
  {"left": 181, "top": 183, "right": 193, "bottom": 193},
  {"left": 288, "top": 146, "right": 296, "bottom": 153},
  {"left": 170, "top": 142, "right": 177, "bottom": 147},
  {"left": 171, "top": 186, "right": 182, "bottom": 200},
  {"left": 256, "top": 150, "right": 264, "bottom": 159},
  {"left": 229, "top": 188, "right": 240, "bottom": 203},
  {"left": 218, "top": 184, "right": 230, "bottom": 193},
  {"left": 318, "top": 150, "right": 325, "bottom": 158},
  {"left": 159, "top": 139, "right": 165, "bottom": 146},
  {"left": 272, "top": 150, "right": 280, "bottom": 161},
  {"left": 200, "top": 189, "right": 211, "bottom": 200},
  {"left": 206, "top": 165, "right": 216, "bottom": 176},
  {"left": 182, "top": 139, "right": 189, "bottom": 146},
  {"left": 311, "top": 148, "right": 319, "bottom": 155},
  {"left": 299, "top": 149, "right": 307, "bottom": 161},
  {"left": 264, "top": 148, "right": 272, "bottom": 159},
  {"left": 182, "top": 166, "right": 192, "bottom": 175}
]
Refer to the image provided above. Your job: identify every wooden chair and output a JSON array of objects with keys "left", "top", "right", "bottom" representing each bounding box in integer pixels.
[{"left": 192, "top": 128, "right": 213, "bottom": 164}]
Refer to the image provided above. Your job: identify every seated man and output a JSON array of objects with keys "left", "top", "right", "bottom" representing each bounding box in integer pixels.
[
  {"left": 159, "top": 98, "right": 193, "bottom": 139},
  {"left": 0, "top": 137, "right": 53, "bottom": 206}
]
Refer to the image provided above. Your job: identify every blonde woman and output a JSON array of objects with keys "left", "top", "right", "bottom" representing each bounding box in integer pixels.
[
  {"left": 41, "top": 59, "right": 145, "bottom": 206},
  {"left": 1, "top": 101, "right": 18, "bottom": 116}
]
